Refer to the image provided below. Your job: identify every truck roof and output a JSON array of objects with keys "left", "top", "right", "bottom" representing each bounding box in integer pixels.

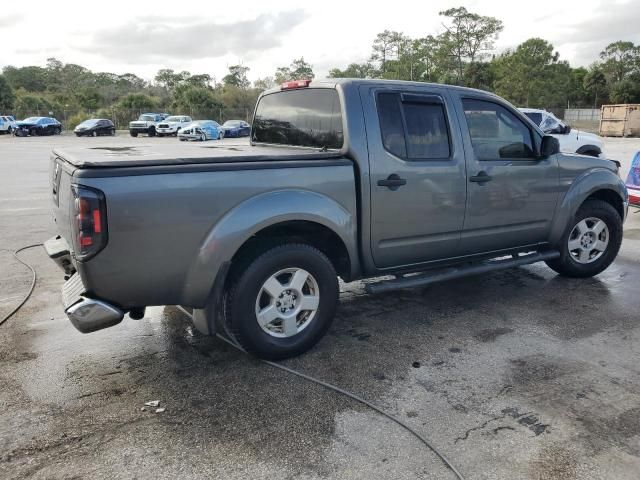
[
  {"left": 263, "top": 77, "right": 498, "bottom": 97},
  {"left": 53, "top": 142, "right": 342, "bottom": 168}
]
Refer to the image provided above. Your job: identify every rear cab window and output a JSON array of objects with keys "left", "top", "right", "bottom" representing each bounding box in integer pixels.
[{"left": 252, "top": 88, "right": 343, "bottom": 149}]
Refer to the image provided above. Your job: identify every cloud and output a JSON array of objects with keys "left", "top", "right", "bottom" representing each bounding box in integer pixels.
[
  {"left": 0, "top": 14, "right": 22, "bottom": 29},
  {"left": 548, "top": 0, "right": 640, "bottom": 65},
  {"left": 78, "top": 10, "right": 307, "bottom": 63}
]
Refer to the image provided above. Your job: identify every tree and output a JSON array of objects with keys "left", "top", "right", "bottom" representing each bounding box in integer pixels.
[
  {"left": 609, "top": 76, "right": 640, "bottom": 104},
  {"left": 254, "top": 77, "right": 276, "bottom": 90},
  {"left": 274, "top": 67, "right": 291, "bottom": 84},
  {"left": 222, "top": 65, "right": 250, "bottom": 89},
  {"left": 118, "top": 93, "right": 157, "bottom": 110},
  {"left": 289, "top": 58, "right": 315, "bottom": 80},
  {"left": 154, "top": 69, "right": 190, "bottom": 90},
  {"left": 76, "top": 88, "right": 103, "bottom": 110},
  {"left": 438, "top": 7, "right": 503, "bottom": 84},
  {"left": 493, "top": 38, "right": 559, "bottom": 107},
  {"left": 584, "top": 67, "right": 607, "bottom": 108},
  {"left": 599, "top": 41, "right": 639, "bottom": 83},
  {"left": 329, "top": 63, "right": 374, "bottom": 79},
  {"left": 0, "top": 75, "right": 15, "bottom": 111},
  {"left": 370, "top": 30, "right": 396, "bottom": 74},
  {"left": 274, "top": 58, "right": 315, "bottom": 83}
]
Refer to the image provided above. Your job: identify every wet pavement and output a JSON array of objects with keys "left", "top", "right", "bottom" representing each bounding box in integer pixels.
[{"left": 1, "top": 133, "right": 640, "bottom": 479}]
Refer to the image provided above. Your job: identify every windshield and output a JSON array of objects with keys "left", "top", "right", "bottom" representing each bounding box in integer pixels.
[
  {"left": 224, "top": 120, "right": 241, "bottom": 127},
  {"left": 164, "top": 116, "right": 183, "bottom": 122},
  {"left": 539, "top": 113, "right": 565, "bottom": 133},
  {"left": 522, "top": 112, "right": 543, "bottom": 126},
  {"left": 23, "top": 117, "right": 41, "bottom": 123},
  {"left": 78, "top": 119, "right": 98, "bottom": 127},
  {"left": 138, "top": 115, "right": 156, "bottom": 122},
  {"left": 252, "top": 88, "right": 343, "bottom": 149}
]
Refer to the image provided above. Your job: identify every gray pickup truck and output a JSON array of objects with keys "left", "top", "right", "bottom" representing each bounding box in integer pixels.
[{"left": 46, "top": 79, "right": 628, "bottom": 359}]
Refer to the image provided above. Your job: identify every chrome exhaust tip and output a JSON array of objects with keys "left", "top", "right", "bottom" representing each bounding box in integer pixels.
[{"left": 66, "top": 297, "right": 124, "bottom": 333}]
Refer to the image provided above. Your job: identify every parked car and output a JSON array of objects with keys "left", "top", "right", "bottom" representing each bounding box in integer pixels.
[
  {"left": 74, "top": 119, "right": 116, "bottom": 137},
  {"left": 519, "top": 108, "right": 605, "bottom": 158},
  {"left": 221, "top": 120, "right": 251, "bottom": 137},
  {"left": 177, "top": 120, "right": 223, "bottom": 141},
  {"left": 46, "top": 79, "right": 628, "bottom": 360},
  {"left": 0, "top": 115, "right": 17, "bottom": 134},
  {"left": 14, "top": 117, "right": 62, "bottom": 136},
  {"left": 129, "top": 113, "right": 165, "bottom": 137},
  {"left": 156, "top": 115, "right": 192, "bottom": 137}
]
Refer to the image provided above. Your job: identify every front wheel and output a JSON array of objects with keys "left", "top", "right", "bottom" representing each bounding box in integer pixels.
[
  {"left": 130, "top": 131, "right": 138, "bottom": 137},
  {"left": 545, "top": 199, "right": 622, "bottom": 278},
  {"left": 223, "top": 244, "right": 339, "bottom": 360}
]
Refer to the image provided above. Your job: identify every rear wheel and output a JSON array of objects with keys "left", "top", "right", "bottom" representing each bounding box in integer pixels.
[
  {"left": 545, "top": 199, "right": 622, "bottom": 277},
  {"left": 223, "top": 244, "right": 339, "bottom": 359},
  {"left": 148, "top": 128, "right": 156, "bottom": 137},
  {"left": 130, "top": 131, "right": 138, "bottom": 137}
]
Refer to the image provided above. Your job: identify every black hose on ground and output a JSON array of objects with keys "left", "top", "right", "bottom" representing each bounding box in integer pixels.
[
  {"left": 0, "top": 244, "right": 42, "bottom": 327},
  {"left": 176, "top": 305, "right": 466, "bottom": 480}
]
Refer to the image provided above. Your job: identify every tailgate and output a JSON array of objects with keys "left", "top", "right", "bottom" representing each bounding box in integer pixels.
[{"left": 50, "top": 153, "right": 75, "bottom": 257}]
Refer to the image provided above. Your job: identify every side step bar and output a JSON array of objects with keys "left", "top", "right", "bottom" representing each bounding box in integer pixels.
[{"left": 365, "top": 250, "right": 560, "bottom": 294}]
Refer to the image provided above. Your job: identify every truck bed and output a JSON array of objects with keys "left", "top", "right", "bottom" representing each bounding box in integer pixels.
[{"left": 53, "top": 142, "right": 343, "bottom": 168}]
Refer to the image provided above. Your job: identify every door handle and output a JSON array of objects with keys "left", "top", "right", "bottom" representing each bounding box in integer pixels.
[
  {"left": 469, "top": 171, "right": 492, "bottom": 184},
  {"left": 377, "top": 174, "right": 407, "bottom": 190}
]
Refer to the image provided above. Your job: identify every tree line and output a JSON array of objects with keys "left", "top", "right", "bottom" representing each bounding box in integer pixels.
[{"left": 0, "top": 6, "right": 639, "bottom": 127}]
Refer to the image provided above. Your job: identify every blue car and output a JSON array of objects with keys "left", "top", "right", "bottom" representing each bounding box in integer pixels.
[
  {"left": 221, "top": 120, "right": 251, "bottom": 137},
  {"left": 177, "top": 120, "right": 224, "bottom": 141}
]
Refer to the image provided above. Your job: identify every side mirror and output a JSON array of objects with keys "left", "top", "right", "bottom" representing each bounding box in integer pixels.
[
  {"left": 564, "top": 125, "right": 572, "bottom": 134},
  {"left": 540, "top": 135, "right": 560, "bottom": 158}
]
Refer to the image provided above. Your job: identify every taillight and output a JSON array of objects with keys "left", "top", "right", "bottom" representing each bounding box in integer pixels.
[
  {"left": 71, "top": 185, "right": 108, "bottom": 260},
  {"left": 281, "top": 79, "right": 311, "bottom": 90}
]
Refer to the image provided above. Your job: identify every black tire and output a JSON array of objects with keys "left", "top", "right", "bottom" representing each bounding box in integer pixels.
[
  {"left": 148, "top": 128, "right": 156, "bottom": 137},
  {"left": 110, "top": 129, "right": 115, "bottom": 136},
  {"left": 130, "top": 131, "right": 138, "bottom": 137},
  {"left": 157, "top": 133, "right": 164, "bottom": 137},
  {"left": 223, "top": 244, "right": 339, "bottom": 360},
  {"left": 92, "top": 130, "right": 97, "bottom": 137},
  {"left": 545, "top": 199, "right": 622, "bottom": 278}
]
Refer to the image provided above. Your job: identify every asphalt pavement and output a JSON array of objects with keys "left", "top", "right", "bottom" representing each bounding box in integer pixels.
[{"left": 1, "top": 132, "right": 640, "bottom": 479}]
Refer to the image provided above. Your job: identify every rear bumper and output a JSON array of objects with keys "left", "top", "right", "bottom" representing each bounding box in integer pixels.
[
  {"left": 63, "top": 275, "right": 124, "bottom": 333},
  {"left": 46, "top": 235, "right": 124, "bottom": 333}
]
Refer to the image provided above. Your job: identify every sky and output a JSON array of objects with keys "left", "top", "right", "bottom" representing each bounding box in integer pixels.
[{"left": 1, "top": 0, "right": 639, "bottom": 83}]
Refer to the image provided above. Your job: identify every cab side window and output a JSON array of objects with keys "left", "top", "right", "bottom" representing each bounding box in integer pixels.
[
  {"left": 378, "top": 92, "right": 451, "bottom": 160},
  {"left": 462, "top": 98, "right": 534, "bottom": 160}
]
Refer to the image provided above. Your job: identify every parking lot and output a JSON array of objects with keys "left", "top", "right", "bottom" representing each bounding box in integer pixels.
[{"left": 1, "top": 132, "right": 640, "bottom": 479}]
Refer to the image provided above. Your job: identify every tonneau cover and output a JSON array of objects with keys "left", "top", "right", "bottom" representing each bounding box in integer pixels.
[{"left": 53, "top": 142, "right": 343, "bottom": 168}]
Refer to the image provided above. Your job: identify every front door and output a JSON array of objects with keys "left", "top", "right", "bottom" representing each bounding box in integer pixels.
[
  {"left": 362, "top": 85, "right": 467, "bottom": 269},
  {"left": 452, "top": 95, "right": 559, "bottom": 255}
]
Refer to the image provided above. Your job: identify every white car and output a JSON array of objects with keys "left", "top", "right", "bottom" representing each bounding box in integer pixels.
[
  {"left": 177, "top": 120, "right": 224, "bottom": 141},
  {"left": 520, "top": 108, "right": 605, "bottom": 158},
  {"left": 155, "top": 115, "right": 192, "bottom": 137},
  {"left": 0, "top": 115, "right": 17, "bottom": 134}
]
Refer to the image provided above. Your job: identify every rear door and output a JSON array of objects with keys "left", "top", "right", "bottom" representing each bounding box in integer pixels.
[
  {"left": 362, "top": 85, "right": 467, "bottom": 269},
  {"left": 452, "top": 94, "right": 559, "bottom": 255}
]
